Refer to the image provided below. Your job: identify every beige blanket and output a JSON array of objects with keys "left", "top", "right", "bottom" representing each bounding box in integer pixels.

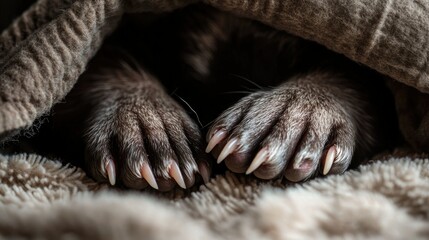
[
  {"left": 1, "top": 153, "right": 429, "bottom": 239},
  {"left": 1, "top": 0, "right": 429, "bottom": 239}
]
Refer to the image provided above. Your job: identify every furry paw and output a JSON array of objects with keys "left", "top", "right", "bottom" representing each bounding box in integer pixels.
[
  {"left": 206, "top": 76, "right": 372, "bottom": 182},
  {"left": 84, "top": 83, "right": 211, "bottom": 191}
]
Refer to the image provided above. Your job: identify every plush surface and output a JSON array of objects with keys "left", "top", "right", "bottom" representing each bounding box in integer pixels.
[
  {"left": 1, "top": 153, "right": 429, "bottom": 239},
  {"left": 2, "top": 0, "right": 429, "bottom": 239}
]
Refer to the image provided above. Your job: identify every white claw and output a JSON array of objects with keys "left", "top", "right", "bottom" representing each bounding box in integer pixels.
[
  {"left": 246, "top": 148, "right": 268, "bottom": 175},
  {"left": 105, "top": 160, "right": 116, "bottom": 186},
  {"left": 169, "top": 161, "right": 186, "bottom": 189},
  {"left": 141, "top": 163, "right": 158, "bottom": 190},
  {"left": 206, "top": 130, "right": 227, "bottom": 153},
  {"left": 323, "top": 145, "right": 337, "bottom": 175},
  {"left": 217, "top": 138, "right": 238, "bottom": 164}
]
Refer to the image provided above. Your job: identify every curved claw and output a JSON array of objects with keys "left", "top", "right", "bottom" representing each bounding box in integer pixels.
[
  {"left": 206, "top": 129, "right": 227, "bottom": 153},
  {"left": 141, "top": 163, "right": 159, "bottom": 189},
  {"left": 105, "top": 159, "right": 116, "bottom": 186},
  {"left": 169, "top": 161, "right": 186, "bottom": 189},
  {"left": 246, "top": 148, "right": 268, "bottom": 175},
  {"left": 217, "top": 138, "right": 238, "bottom": 164},
  {"left": 323, "top": 145, "right": 337, "bottom": 175}
]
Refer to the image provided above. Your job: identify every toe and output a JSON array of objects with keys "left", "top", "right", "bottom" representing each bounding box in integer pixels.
[
  {"left": 284, "top": 158, "right": 315, "bottom": 182},
  {"left": 246, "top": 147, "right": 269, "bottom": 175},
  {"left": 210, "top": 91, "right": 293, "bottom": 175},
  {"left": 115, "top": 114, "right": 152, "bottom": 189},
  {"left": 248, "top": 147, "right": 283, "bottom": 180},
  {"left": 323, "top": 127, "right": 355, "bottom": 175},
  {"left": 224, "top": 152, "right": 253, "bottom": 173},
  {"left": 84, "top": 127, "right": 117, "bottom": 185},
  {"left": 156, "top": 177, "right": 176, "bottom": 192},
  {"left": 251, "top": 110, "right": 309, "bottom": 180},
  {"left": 283, "top": 125, "right": 329, "bottom": 182}
]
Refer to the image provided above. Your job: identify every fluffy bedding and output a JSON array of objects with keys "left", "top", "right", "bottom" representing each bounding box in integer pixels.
[
  {"left": 1, "top": 0, "right": 429, "bottom": 239},
  {"left": 1, "top": 153, "right": 429, "bottom": 239}
]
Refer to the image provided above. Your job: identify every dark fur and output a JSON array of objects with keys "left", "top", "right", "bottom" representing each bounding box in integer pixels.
[{"left": 29, "top": 4, "right": 400, "bottom": 190}]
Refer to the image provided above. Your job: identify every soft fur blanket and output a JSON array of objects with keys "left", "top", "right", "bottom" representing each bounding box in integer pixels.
[
  {"left": 1, "top": 0, "right": 429, "bottom": 239},
  {"left": 1, "top": 153, "right": 429, "bottom": 239}
]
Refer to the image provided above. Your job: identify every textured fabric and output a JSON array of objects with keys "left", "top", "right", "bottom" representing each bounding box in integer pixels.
[
  {"left": 204, "top": 0, "right": 429, "bottom": 91},
  {"left": 1, "top": 153, "right": 429, "bottom": 239},
  {"left": 1, "top": 1, "right": 429, "bottom": 238},
  {"left": 0, "top": 0, "right": 123, "bottom": 136}
]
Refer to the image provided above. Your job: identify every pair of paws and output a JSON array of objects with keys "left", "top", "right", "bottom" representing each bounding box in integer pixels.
[{"left": 85, "top": 81, "right": 357, "bottom": 191}]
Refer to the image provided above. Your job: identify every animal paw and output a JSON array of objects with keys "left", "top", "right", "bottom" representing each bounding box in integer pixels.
[
  {"left": 206, "top": 77, "right": 371, "bottom": 182},
  {"left": 84, "top": 83, "right": 211, "bottom": 191}
]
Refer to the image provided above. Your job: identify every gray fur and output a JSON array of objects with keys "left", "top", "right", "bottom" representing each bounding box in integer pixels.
[
  {"left": 69, "top": 51, "right": 208, "bottom": 191},
  {"left": 56, "top": 5, "right": 387, "bottom": 190}
]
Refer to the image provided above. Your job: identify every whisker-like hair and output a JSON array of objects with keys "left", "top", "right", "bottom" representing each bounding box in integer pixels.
[
  {"left": 175, "top": 95, "right": 203, "bottom": 127},
  {"left": 220, "top": 90, "right": 254, "bottom": 95},
  {"left": 202, "top": 118, "right": 216, "bottom": 129},
  {"left": 170, "top": 87, "right": 179, "bottom": 96},
  {"left": 230, "top": 73, "right": 263, "bottom": 90}
]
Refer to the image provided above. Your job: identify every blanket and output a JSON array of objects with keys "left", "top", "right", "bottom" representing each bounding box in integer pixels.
[
  {"left": 1, "top": 152, "right": 429, "bottom": 239},
  {"left": 1, "top": 0, "right": 429, "bottom": 239}
]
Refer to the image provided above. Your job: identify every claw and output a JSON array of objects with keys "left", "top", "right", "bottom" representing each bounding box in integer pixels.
[
  {"left": 169, "top": 161, "right": 186, "bottom": 189},
  {"left": 323, "top": 145, "right": 336, "bottom": 175},
  {"left": 217, "top": 138, "right": 238, "bottom": 163},
  {"left": 141, "top": 163, "right": 158, "bottom": 189},
  {"left": 206, "top": 129, "right": 227, "bottom": 153},
  {"left": 105, "top": 160, "right": 116, "bottom": 186},
  {"left": 198, "top": 162, "right": 211, "bottom": 184},
  {"left": 246, "top": 148, "right": 268, "bottom": 174}
]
